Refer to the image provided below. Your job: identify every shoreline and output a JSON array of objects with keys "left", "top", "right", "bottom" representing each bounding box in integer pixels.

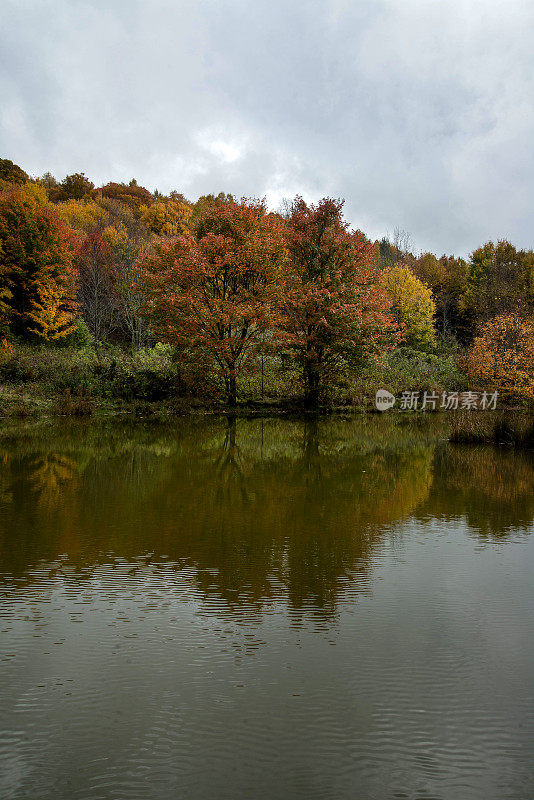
[{"left": 0, "top": 382, "right": 532, "bottom": 421}]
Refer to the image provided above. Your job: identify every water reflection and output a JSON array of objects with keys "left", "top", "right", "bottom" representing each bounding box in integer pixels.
[
  {"left": 419, "top": 443, "right": 534, "bottom": 537},
  {"left": 1, "top": 415, "right": 533, "bottom": 610},
  {"left": 1, "top": 416, "right": 534, "bottom": 800}
]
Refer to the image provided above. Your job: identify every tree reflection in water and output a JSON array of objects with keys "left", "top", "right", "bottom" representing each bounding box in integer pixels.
[{"left": 0, "top": 415, "right": 532, "bottom": 616}]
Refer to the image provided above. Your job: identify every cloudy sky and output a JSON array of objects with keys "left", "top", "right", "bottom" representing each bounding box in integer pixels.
[{"left": 1, "top": 0, "right": 533, "bottom": 255}]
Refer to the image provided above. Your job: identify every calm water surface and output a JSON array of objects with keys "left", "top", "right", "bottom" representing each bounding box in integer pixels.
[{"left": 1, "top": 415, "right": 534, "bottom": 800}]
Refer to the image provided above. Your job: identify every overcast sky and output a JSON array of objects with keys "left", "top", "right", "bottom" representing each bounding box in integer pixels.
[{"left": 1, "top": 0, "right": 533, "bottom": 255}]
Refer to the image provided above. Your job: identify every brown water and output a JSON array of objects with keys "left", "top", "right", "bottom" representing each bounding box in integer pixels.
[{"left": 1, "top": 415, "right": 534, "bottom": 800}]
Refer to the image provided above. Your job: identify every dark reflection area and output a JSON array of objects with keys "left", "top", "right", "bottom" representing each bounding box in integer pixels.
[
  {"left": 0, "top": 415, "right": 442, "bottom": 617},
  {"left": 418, "top": 443, "right": 534, "bottom": 538}
]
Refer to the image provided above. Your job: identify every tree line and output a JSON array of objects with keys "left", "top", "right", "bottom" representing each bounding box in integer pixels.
[{"left": 0, "top": 157, "right": 533, "bottom": 406}]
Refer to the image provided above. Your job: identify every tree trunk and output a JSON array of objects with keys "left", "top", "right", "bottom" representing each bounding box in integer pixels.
[
  {"left": 304, "top": 363, "right": 320, "bottom": 409},
  {"left": 228, "top": 374, "right": 237, "bottom": 407}
]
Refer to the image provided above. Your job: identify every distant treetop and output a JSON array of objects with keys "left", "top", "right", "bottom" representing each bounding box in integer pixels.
[
  {"left": 94, "top": 181, "right": 153, "bottom": 212},
  {"left": 0, "top": 158, "right": 28, "bottom": 186}
]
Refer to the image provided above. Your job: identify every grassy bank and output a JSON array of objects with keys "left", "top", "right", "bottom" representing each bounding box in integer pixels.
[
  {"left": 449, "top": 411, "right": 534, "bottom": 448},
  {"left": 0, "top": 342, "right": 472, "bottom": 418}
]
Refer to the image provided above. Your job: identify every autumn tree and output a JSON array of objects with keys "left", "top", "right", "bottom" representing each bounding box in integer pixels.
[
  {"left": 96, "top": 196, "right": 138, "bottom": 233},
  {"left": 77, "top": 232, "right": 119, "bottom": 341},
  {"left": 0, "top": 186, "right": 78, "bottom": 340},
  {"left": 27, "top": 279, "right": 78, "bottom": 340},
  {"left": 383, "top": 263, "right": 436, "bottom": 351},
  {"left": 57, "top": 198, "right": 108, "bottom": 234},
  {"left": 0, "top": 159, "right": 28, "bottom": 186},
  {"left": 463, "top": 314, "right": 534, "bottom": 402},
  {"left": 135, "top": 198, "right": 288, "bottom": 404},
  {"left": 50, "top": 172, "right": 94, "bottom": 203},
  {"left": 191, "top": 193, "right": 234, "bottom": 228},
  {"left": 141, "top": 199, "right": 192, "bottom": 236},
  {"left": 83, "top": 194, "right": 152, "bottom": 346},
  {"left": 38, "top": 172, "right": 60, "bottom": 194},
  {"left": 94, "top": 181, "right": 153, "bottom": 214},
  {"left": 412, "top": 252, "right": 467, "bottom": 341},
  {"left": 194, "top": 192, "right": 234, "bottom": 213},
  {"left": 103, "top": 222, "right": 149, "bottom": 347},
  {"left": 460, "top": 241, "right": 534, "bottom": 340},
  {"left": 58, "top": 193, "right": 151, "bottom": 345},
  {"left": 0, "top": 276, "right": 12, "bottom": 335},
  {"left": 378, "top": 229, "right": 412, "bottom": 270},
  {"left": 282, "top": 198, "right": 399, "bottom": 407}
]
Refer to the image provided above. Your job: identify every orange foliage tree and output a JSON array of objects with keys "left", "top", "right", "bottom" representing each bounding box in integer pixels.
[
  {"left": 94, "top": 181, "right": 153, "bottom": 214},
  {"left": 463, "top": 314, "right": 534, "bottom": 402},
  {"left": 135, "top": 198, "right": 288, "bottom": 405},
  {"left": 0, "top": 187, "right": 78, "bottom": 340},
  {"left": 282, "top": 198, "right": 399, "bottom": 407}
]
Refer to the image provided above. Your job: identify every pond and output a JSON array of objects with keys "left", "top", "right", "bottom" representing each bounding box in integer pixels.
[{"left": 1, "top": 415, "right": 534, "bottom": 800}]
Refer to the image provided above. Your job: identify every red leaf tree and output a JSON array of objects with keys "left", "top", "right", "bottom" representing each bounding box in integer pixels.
[
  {"left": 0, "top": 187, "right": 79, "bottom": 340},
  {"left": 135, "top": 198, "right": 288, "bottom": 405},
  {"left": 282, "top": 197, "right": 399, "bottom": 407}
]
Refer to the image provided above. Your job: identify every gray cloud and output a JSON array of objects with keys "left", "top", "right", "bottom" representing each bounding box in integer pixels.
[{"left": 1, "top": 0, "right": 533, "bottom": 255}]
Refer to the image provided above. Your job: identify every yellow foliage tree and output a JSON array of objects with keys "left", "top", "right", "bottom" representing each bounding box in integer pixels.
[
  {"left": 383, "top": 264, "right": 436, "bottom": 350},
  {"left": 140, "top": 199, "right": 192, "bottom": 236},
  {"left": 102, "top": 221, "right": 128, "bottom": 250},
  {"left": 463, "top": 314, "right": 534, "bottom": 401},
  {"left": 0, "top": 283, "right": 12, "bottom": 330},
  {"left": 57, "top": 199, "right": 108, "bottom": 234},
  {"left": 0, "top": 185, "right": 78, "bottom": 339},
  {"left": 26, "top": 274, "right": 78, "bottom": 341}
]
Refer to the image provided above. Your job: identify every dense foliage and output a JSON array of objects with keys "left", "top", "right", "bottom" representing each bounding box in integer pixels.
[
  {"left": 136, "top": 199, "right": 288, "bottom": 405},
  {"left": 463, "top": 314, "right": 534, "bottom": 402},
  {"left": 282, "top": 198, "right": 398, "bottom": 406},
  {"left": 0, "top": 185, "right": 78, "bottom": 340},
  {"left": 0, "top": 158, "right": 533, "bottom": 409},
  {"left": 383, "top": 264, "right": 436, "bottom": 351}
]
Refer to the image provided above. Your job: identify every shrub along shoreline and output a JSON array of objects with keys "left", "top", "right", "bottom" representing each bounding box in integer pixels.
[{"left": 0, "top": 340, "right": 469, "bottom": 419}]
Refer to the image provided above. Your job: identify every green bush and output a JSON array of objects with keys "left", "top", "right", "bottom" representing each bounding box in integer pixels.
[
  {"left": 380, "top": 347, "right": 467, "bottom": 395},
  {"left": 101, "top": 343, "right": 181, "bottom": 401},
  {"left": 0, "top": 341, "right": 473, "bottom": 412},
  {"left": 61, "top": 318, "right": 94, "bottom": 349},
  {"left": 0, "top": 342, "right": 182, "bottom": 402},
  {"left": 341, "top": 346, "right": 468, "bottom": 407}
]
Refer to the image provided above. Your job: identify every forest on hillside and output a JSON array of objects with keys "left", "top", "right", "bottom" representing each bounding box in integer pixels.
[{"left": 0, "top": 156, "right": 533, "bottom": 412}]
